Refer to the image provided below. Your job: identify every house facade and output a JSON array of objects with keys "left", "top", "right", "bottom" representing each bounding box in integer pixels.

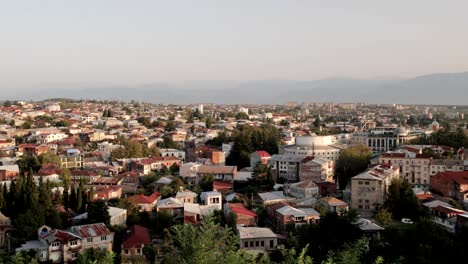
[
  {"left": 351, "top": 164, "right": 400, "bottom": 213},
  {"left": 17, "top": 223, "right": 113, "bottom": 263}
]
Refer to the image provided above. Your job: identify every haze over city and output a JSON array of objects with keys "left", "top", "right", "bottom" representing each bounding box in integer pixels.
[{"left": 1, "top": 0, "right": 468, "bottom": 103}]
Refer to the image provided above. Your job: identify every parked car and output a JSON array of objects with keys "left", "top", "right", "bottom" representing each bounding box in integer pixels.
[{"left": 401, "top": 218, "right": 413, "bottom": 224}]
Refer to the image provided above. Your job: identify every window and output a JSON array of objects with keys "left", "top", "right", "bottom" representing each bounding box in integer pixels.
[
  {"left": 261, "top": 241, "right": 265, "bottom": 247},
  {"left": 70, "top": 240, "right": 78, "bottom": 246},
  {"left": 125, "top": 250, "right": 129, "bottom": 255},
  {"left": 244, "top": 242, "right": 248, "bottom": 248},
  {"left": 358, "top": 181, "right": 363, "bottom": 185},
  {"left": 250, "top": 241, "right": 254, "bottom": 247},
  {"left": 87, "top": 238, "right": 93, "bottom": 243},
  {"left": 52, "top": 241, "right": 60, "bottom": 247},
  {"left": 256, "top": 241, "right": 259, "bottom": 247},
  {"left": 270, "top": 240, "right": 274, "bottom": 248},
  {"left": 364, "top": 182, "right": 370, "bottom": 185},
  {"left": 101, "top": 236, "right": 107, "bottom": 241},
  {"left": 72, "top": 252, "right": 78, "bottom": 259},
  {"left": 136, "top": 248, "right": 141, "bottom": 254}
]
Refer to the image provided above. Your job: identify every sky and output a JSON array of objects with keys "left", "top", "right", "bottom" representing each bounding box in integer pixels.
[{"left": 1, "top": 0, "right": 468, "bottom": 88}]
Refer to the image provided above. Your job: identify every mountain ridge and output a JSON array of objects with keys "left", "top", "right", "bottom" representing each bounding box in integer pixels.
[{"left": 3, "top": 72, "right": 468, "bottom": 105}]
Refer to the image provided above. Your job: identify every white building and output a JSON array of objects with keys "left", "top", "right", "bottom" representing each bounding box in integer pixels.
[
  {"left": 288, "top": 180, "right": 319, "bottom": 199},
  {"left": 200, "top": 191, "right": 222, "bottom": 210},
  {"left": 282, "top": 135, "right": 342, "bottom": 161},
  {"left": 160, "top": 148, "right": 186, "bottom": 161},
  {"left": 71, "top": 207, "right": 127, "bottom": 226},
  {"left": 237, "top": 225, "right": 277, "bottom": 252}
]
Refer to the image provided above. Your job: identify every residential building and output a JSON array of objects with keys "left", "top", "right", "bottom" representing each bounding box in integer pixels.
[
  {"left": 129, "top": 192, "right": 161, "bottom": 212},
  {"left": 0, "top": 212, "right": 12, "bottom": 250},
  {"left": 257, "top": 191, "right": 288, "bottom": 205},
  {"left": 351, "top": 164, "right": 400, "bottom": 213},
  {"left": 130, "top": 156, "right": 181, "bottom": 175},
  {"left": 160, "top": 148, "right": 186, "bottom": 161},
  {"left": 0, "top": 165, "right": 19, "bottom": 183},
  {"left": 430, "top": 171, "right": 468, "bottom": 203},
  {"left": 270, "top": 155, "right": 335, "bottom": 183},
  {"left": 121, "top": 225, "right": 151, "bottom": 263},
  {"left": 379, "top": 152, "right": 431, "bottom": 186},
  {"left": 319, "top": 197, "right": 349, "bottom": 214},
  {"left": 237, "top": 226, "right": 277, "bottom": 252},
  {"left": 36, "top": 132, "right": 68, "bottom": 144},
  {"left": 17, "top": 223, "right": 113, "bottom": 263},
  {"left": 92, "top": 186, "right": 122, "bottom": 200},
  {"left": 429, "top": 205, "right": 468, "bottom": 233},
  {"left": 299, "top": 156, "right": 335, "bottom": 183},
  {"left": 250, "top": 150, "right": 271, "bottom": 167},
  {"left": 200, "top": 191, "right": 222, "bottom": 210},
  {"left": 268, "top": 203, "right": 320, "bottom": 229},
  {"left": 71, "top": 207, "right": 127, "bottom": 226},
  {"left": 175, "top": 189, "right": 198, "bottom": 204},
  {"left": 224, "top": 203, "right": 257, "bottom": 226},
  {"left": 180, "top": 163, "right": 238, "bottom": 183},
  {"left": 269, "top": 155, "right": 303, "bottom": 182},
  {"left": 213, "top": 180, "right": 233, "bottom": 194},
  {"left": 92, "top": 177, "right": 123, "bottom": 186},
  {"left": 430, "top": 159, "right": 465, "bottom": 176},
  {"left": 287, "top": 180, "right": 319, "bottom": 199},
  {"left": 60, "top": 149, "right": 83, "bottom": 169},
  {"left": 156, "top": 198, "right": 184, "bottom": 217}
]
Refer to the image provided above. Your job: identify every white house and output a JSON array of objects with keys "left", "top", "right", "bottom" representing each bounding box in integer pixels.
[{"left": 200, "top": 191, "right": 222, "bottom": 210}]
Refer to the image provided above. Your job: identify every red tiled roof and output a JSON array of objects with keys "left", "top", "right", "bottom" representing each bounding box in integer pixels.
[
  {"left": 70, "top": 170, "right": 99, "bottom": 177},
  {"left": 228, "top": 203, "right": 257, "bottom": 217},
  {"left": 137, "top": 156, "right": 179, "bottom": 165},
  {"left": 122, "top": 225, "right": 151, "bottom": 249},
  {"left": 213, "top": 180, "right": 233, "bottom": 189},
  {"left": 267, "top": 202, "right": 290, "bottom": 211},
  {"left": 256, "top": 150, "right": 271, "bottom": 158},
  {"left": 184, "top": 215, "right": 199, "bottom": 225},
  {"left": 416, "top": 193, "right": 433, "bottom": 201},
  {"left": 435, "top": 171, "right": 468, "bottom": 185},
  {"left": 71, "top": 223, "right": 112, "bottom": 238},
  {"left": 380, "top": 153, "right": 405, "bottom": 158},
  {"left": 433, "top": 206, "right": 464, "bottom": 215},
  {"left": 116, "top": 172, "right": 139, "bottom": 178},
  {"left": 129, "top": 192, "right": 160, "bottom": 204}
]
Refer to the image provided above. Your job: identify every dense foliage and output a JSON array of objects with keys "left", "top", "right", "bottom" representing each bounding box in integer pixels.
[
  {"left": 226, "top": 125, "right": 279, "bottom": 169},
  {"left": 335, "top": 145, "right": 371, "bottom": 189}
]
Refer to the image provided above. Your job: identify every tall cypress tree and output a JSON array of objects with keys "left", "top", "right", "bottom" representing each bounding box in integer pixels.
[
  {"left": 77, "top": 180, "right": 84, "bottom": 213},
  {"left": 70, "top": 187, "right": 78, "bottom": 212},
  {"left": 0, "top": 184, "right": 5, "bottom": 211},
  {"left": 63, "top": 181, "right": 69, "bottom": 209}
]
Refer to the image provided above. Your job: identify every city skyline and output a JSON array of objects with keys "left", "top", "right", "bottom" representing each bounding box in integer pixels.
[{"left": 1, "top": 0, "right": 468, "bottom": 88}]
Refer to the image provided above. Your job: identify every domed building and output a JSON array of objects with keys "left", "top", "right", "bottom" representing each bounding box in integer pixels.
[
  {"left": 430, "top": 119, "right": 440, "bottom": 131},
  {"left": 366, "top": 126, "right": 424, "bottom": 153},
  {"left": 282, "top": 134, "right": 342, "bottom": 161}
]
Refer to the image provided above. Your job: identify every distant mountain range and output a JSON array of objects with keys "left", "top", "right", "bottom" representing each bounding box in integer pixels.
[{"left": 4, "top": 72, "right": 468, "bottom": 105}]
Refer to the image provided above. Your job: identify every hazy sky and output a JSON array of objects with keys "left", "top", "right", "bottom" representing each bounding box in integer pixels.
[{"left": 1, "top": 0, "right": 468, "bottom": 87}]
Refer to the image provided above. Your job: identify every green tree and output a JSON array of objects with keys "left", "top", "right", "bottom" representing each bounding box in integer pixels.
[
  {"left": 375, "top": 208, "right": 392, "bottom": 226},
  {"left": 199, "top": 174, "right": 215, "bottom": 192},
  {"left": 384, "top": 178, "right": 421, "bottom": 221},
  {"left": 335, "top": 145, "right": 371, "bottom": 189},
  {"left": 235, "top": 112, "right": 250, "bottom": 120},
  {"left": 87, "top": 200, "right": 110, "bottom": 225},
  {"left": 162, "top": 219, "right": 253, "bottom": 264}
]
